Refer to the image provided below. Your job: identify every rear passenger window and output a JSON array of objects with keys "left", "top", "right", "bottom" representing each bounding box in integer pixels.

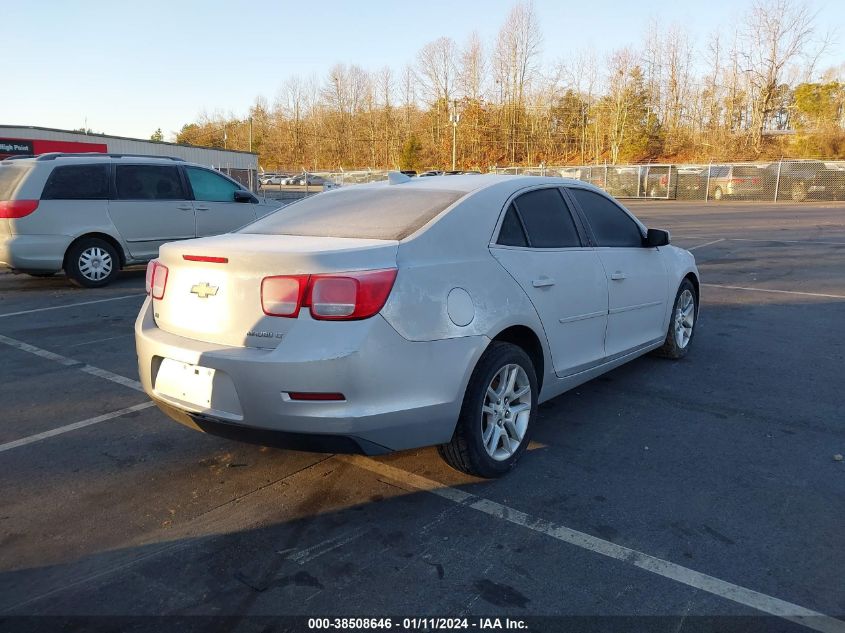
[
  {"left": 41, "top": 165, "right": 109, "bottom": 200},
  {"left": 496, "top": 204, "right": 528, "bottom": 247},
  {"left": 512, "top": 188, "right": 581, "bottom": 248},
  {"left": 569, "top": 188, "right": 643, "bottom": 248},
  {"left": 115, "top": 165, "right": 186, "bottom": 200}
]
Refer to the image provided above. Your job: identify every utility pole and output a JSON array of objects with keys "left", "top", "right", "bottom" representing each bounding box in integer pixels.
[
  {"left": 249, "top": 116, "right": 253, "bottom": 153},
  {"left": 449, "top": 99, "right": 460, "bottom": 171}
]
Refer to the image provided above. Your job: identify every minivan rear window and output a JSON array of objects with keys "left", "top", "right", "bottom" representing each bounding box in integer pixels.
[
  {"left": 0, "top": 164, "right": 33, "bottom": 200},
  {"left": 241, "top": 187, "right": 464, "bottom": 240}
]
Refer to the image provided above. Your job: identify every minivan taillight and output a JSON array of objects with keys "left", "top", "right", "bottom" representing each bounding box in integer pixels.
[
  {"left": 146, "top": 261, "right": 168, "bottom": 300},
  {"left": 0, "top": 200, "right": 39, "bottom": 219},
  {"left": 260, "top": 269, "right": 397, "bottom": 321}
]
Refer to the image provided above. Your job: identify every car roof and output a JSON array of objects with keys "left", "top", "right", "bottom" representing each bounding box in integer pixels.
[
  {"left": 4, "top": 153, "right": 190, "bottom": 166},
  {"left": 361, "top": 173, "right": 602, "bottom": 195}
]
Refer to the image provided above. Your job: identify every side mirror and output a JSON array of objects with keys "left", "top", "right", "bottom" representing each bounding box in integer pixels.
[
  {"left": 645, "top": 228, "right": 670, "bottom": 247},
  {"left": 234, "top": 190, "right": 255, "bottom": 203}
]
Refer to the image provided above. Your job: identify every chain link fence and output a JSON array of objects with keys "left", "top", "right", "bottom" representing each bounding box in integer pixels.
[
  {"left": 257, "top": 169, "right": 390, "bottom": 201},
  {"left": 257, "top": 160, "right": 845, "bottom": 203},
  {"left": 491, "top": 160, "right": 845, "bottom": 202}
]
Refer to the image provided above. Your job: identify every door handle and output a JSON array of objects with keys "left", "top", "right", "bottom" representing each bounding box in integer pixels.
[
  {"left": 610, "top": 271, "right": 627, "bottom": 281},
  {"left": 177, "top": 204, "right": 193, "bottom": 211},
  {"left": 195, "top": 206, "right": 210, "bottom": 211},
  {"left": 532, "top": 277, "right": 556, "bottom": 288}
]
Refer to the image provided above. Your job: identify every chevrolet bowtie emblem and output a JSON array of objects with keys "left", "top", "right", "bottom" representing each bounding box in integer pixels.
[{"left": 190, "top": 282, "right": 219, "bottom": 298}]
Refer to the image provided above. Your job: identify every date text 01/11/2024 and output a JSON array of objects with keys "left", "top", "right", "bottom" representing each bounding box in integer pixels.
[{"left": 306, "top": 618, "right": 528, "bottom": 630}]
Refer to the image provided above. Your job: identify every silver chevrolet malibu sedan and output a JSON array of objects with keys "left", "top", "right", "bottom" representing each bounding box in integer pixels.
[{"left": 135, "top": 174, "right": 699, "bottom": 477}]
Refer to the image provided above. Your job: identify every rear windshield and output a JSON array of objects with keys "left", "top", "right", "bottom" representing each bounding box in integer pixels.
[
  {"left": 241, "top": 187, "right": 464, "bottom": 240},
  {"left": 0, "top": 164, "right": 33, "bottom": 200},
  {"left": 733, "top": 166, "right": 763, "bottom": 177}
]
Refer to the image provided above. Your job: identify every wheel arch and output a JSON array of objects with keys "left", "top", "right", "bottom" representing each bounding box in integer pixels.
[
  {"left": 682, "top": 271, "right": 700, "bottom": 317},
  {"left": 64, "top": 232, "right": 126, "bottom": 270},
  {"left": 490, "top": 325, "right": 546, "bottom": 391}
]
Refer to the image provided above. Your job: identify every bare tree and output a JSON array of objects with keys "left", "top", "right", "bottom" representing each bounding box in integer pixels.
[
  {"left": 740, "top": 0, "right": 825, "bottom": 149},
  {"left": 494, "top": 0, "right": 543, "bottom": 161},
  {"left": 458, "top": 31, "right": 487, "bottom": 102}
]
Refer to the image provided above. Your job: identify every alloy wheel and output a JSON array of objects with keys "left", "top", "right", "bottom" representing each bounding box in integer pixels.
[
  {"left": 481, "top": 364, "right": 532, "bottom": 461},
  {"left": 674, "top": 289, "right": 695, "bottom": 349}
]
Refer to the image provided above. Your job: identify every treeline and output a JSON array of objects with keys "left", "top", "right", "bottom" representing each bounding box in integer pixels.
[{"left": 174, "top": 0, "right": 845, "bottom": 171}]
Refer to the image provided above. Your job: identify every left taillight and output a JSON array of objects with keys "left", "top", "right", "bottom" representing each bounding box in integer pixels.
[
  {"left": 309, "top": 269, "right": 397, "bottom": 320},
  {"left": 260, "top": 268, "right": 397, "bottom": 321},
  {"left": 146, "top": 260, "right": 169, "bottom": 299},
  {"left": 0, "top": 200, "right": 39, "bottom": 219}
]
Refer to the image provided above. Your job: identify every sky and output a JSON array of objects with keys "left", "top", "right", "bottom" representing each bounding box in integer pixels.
[{"left": 2, "top": 0, "right": 842, "bottom": 141}]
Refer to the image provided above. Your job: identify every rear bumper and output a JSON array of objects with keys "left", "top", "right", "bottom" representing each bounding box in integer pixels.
[
  {"left": 135, "top": 298, "right": 488, "bottom": 453},
  {"left": 0, "top": 234, "right": 71, "bottom": 272},
  {"left": 726, "top": 186, "right": 765, "bottom": 197}
]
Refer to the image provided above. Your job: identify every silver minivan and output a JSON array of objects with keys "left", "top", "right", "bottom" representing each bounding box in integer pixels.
[{"left": 0, "top": 153, "right": 279, "bottom": 287}]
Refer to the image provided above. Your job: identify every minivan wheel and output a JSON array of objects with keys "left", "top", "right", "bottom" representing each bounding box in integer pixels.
[
  {"left": 438, "top": 342, "right": 538, "bottom": 478},
  {"left": 791, "top": 182, "right": 807, "bottom": 202},
  {"left": 713, "top": 186, "right": 724, "bottom": 200},
  {"left": 66, "top": 238, "right": 120, "bottom": 288},
  {"left": 653, "top": 279, "right": 698, "bottom": 359}
]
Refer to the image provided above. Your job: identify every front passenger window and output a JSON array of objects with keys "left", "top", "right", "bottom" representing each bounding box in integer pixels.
[
  {"left": 186, "top": 167, "right": 242, "bottom": 202},
  {"left": 569, "top": 188, "right": 643, "bottom": 247}
]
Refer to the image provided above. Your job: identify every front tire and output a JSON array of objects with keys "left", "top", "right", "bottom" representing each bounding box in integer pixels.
[
  {"left": 791, "top": 181, "right": 807, "bottom": 202},
  {"left": 438, "top": 342, "right": 538, "bottom": 478},
  {"left": 654, "top": 279, "right": 698, "bottom": 359},
  {"left": 66, "top": 238, "right": 120, "bottom": 288}
]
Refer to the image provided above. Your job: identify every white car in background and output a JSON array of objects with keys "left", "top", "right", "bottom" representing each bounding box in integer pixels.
[{"left": 136, "top": 174, "right": 699, "bottom": 477}]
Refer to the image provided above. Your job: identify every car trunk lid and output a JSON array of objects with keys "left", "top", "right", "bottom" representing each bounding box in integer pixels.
[{"left": 152, "top": 233, "right": 399, "bottom": 348}]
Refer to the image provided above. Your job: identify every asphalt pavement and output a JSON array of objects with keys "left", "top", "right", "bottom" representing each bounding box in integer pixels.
[{"left": 0, "top": 201, "right": 843, "bottom": 632}]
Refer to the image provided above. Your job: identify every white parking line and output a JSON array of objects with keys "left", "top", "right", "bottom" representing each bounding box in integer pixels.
[
  {"left": 687, "top": 238, "right": 725, "bottom": 251},
  {"left": 0, "top": 402, "right": 155, "bottom": 453},
  {"left": 0, "top": 333, "right": 143, "bottom": 392},
  {"left": 340, "top": 455, "right": 845, "bottom": 633},
  {"left": 284, "top": 527, "right": 369, "bottom": 565},
  {"left": 674, "top": 237, "right": 845, "bottom": 247},
  {"left": 0, "top": 294, "right": 145, "bottom": 319},
  {"left": 728, "top": 238, "right": 845, "bottom": 246},
  {"left": 67, "top": 334, "right": 134, "bottom": 348},
  {"left": 702, "top": 284, "right": 845, "bottom": 300}
]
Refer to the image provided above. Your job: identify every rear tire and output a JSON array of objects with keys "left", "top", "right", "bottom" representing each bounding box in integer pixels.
[
  {"left": 66, "top": 237, "right": 120, "bottom": 288},
  {"left": 438, "top": 342, "right": 538, "bottom": 478},
  {"left": 713, "top": 186, "right": 724, "bottom": 200},
  {"left": 654, "top": 279, "right": 698, "bottom": 359}
]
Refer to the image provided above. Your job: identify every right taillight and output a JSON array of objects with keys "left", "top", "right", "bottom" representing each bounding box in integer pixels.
[
  {"left": 260, "top": 269, "right": 397, "bottom": 321},
  {"left": 0, "top": 200, "right": 39, "bottom": 219}
]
